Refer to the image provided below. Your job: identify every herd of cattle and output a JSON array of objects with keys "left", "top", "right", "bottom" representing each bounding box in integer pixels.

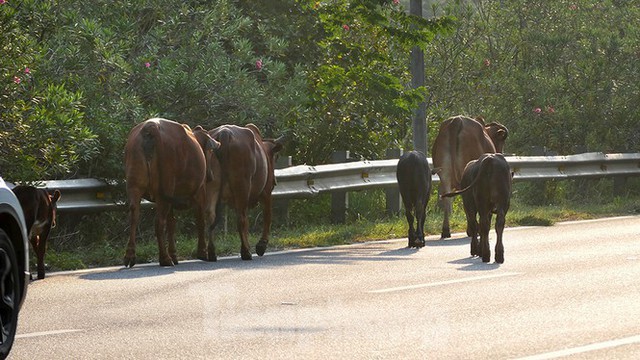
[
  {"left": 12, "top": 115, "right": 513, "bottom": 280},
  {"left": 397, "top": 115, "right": 511, "bottom": 263}
]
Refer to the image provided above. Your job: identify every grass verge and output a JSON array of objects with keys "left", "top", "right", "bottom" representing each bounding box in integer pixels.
[{"left": 40, "top": 193, "right": 640, "bottom": 273}]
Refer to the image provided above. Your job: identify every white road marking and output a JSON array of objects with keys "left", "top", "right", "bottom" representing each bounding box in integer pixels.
[
  {"left": 16, "top": 329, "right": 84, "bottom": 339},
  {"left": 515, "top": 334, "right": 640, "bottom": 360},
  {"left": 368, "top": 272, "right": 521, "bottom": 293}
]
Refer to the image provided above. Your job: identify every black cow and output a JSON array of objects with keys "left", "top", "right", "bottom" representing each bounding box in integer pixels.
[
  {"left": 12, "top": 185, "right": 61, "bottom": 279},
  {"left": 441, "top": 153, "right": 512, "bottom": 263},
  {"left": 396, "top": 151, "right": 432, "bottom": 248}
]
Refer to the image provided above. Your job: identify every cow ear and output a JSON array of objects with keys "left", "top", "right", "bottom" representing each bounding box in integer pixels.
[
  {"left": 206, "top": 138, "right": 220, "bottom": 152},
  {"left": 51, "top": 189, "right": 61, "bottom": 203},
  {"left": 497, "top": 129, "right": 508, "bottom": 139},
  {"left": 272, "top": 142, "right": 283, "bottom": 153}
]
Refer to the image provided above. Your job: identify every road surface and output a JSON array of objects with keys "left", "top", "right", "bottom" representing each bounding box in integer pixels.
[{"left": 10, "top": 216, "right": 640, "bottom": 359}]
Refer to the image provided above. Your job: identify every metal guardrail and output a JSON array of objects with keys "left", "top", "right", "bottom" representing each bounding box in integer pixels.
[{"left": 35, "top": 152, "right": 640, "bottom": 213}]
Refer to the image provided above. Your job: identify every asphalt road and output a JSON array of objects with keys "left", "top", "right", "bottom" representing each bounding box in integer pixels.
[{"left": 10, "top": 215, "right": 640, "bottom": 359}]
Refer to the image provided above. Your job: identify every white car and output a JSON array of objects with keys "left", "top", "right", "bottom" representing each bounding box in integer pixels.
[{"left": 0, "top": 177, "right": 29, "bottom": 358}]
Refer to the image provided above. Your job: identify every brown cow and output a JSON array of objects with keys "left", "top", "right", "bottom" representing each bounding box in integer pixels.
[
  {"left": 205, "top": 124, "right": 283, "bottom": 261},
  {"left": 12, "top": 185, "right": 61, "bottom": 279},
  {"left": 124, "top": 118, "right": 219, "bottom": 267},
  {"left": 431, "top": 115, "right": 508, "bottom": 239},
  {"left": 441, "top": 153, "right": 512, "bottom": 263}
]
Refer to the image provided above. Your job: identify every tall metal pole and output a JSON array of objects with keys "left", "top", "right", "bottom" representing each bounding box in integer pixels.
[{"left": 410, "top": 0, "right": 427, "bottom": 155}]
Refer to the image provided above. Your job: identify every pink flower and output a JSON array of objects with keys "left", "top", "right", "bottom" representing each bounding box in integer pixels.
[
  {"left": 547, "top": 106, "right": 555, "bottom": 114},
  {"left": 483, "top": 59, "right": 491, "bottom": 67},
  {"left": 393, "top": 0, "right": 399, "bottom": 4},
  {"left": 0, "top": 0, "right": 6, "bottom": 5},
  {"left": 24, "top": 67, "right": 30, "bottom": 74},
  {"left": 569, "top": 4, "right": 577, "bottom": 10},
  {"left": 13, "top": 76, "right": 21, "bottom": 84},
  {"left": 255, "top": 59, "right": 263, "bottom": 71},
  {"left": 342, "top": 24, "right": 350, "bottom": 31},
  {"left": 144, "top": 62, "right": 151, "bottom": 68},
  {"left": 533, "top": 107, "right": 542, "bottom": 114}
]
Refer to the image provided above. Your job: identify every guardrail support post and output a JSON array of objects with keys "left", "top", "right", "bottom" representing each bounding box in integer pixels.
[
  {"left": 613, "top": 176, "right": 627, "bottom": 196},
  {"left": 385, "top": 149, "right": 403, "bottom": 216},
  {"left": 331, "top": 151, "right": 349, "bottom": 224}
]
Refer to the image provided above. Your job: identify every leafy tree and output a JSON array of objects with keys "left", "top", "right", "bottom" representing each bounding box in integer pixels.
[
  {"left": 290, "top": 0, "right": 453, "bottom": 163},
  {"left": 424, "top": 0, "right": 640, "bottom": 155},
  {"left": 0, "top": 0, "right": 98, "bottom": 181}
]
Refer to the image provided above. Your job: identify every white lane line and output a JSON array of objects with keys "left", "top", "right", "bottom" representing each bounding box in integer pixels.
[
  {"left": 368, "top": 272, "right": 521, "bottom": 294},
  {"left": 16, "top": 329, "right": 84, "bottom": 339},
  {"left": 515, "top": 334, "right": 640, "bottom": 360}
]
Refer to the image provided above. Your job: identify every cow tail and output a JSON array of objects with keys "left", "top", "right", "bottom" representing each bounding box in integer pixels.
[
  {"left": 212, "top": 129, "right": 231, "bottom": 226},
  {"left": 215, "top": 129, "right": 231, "bottom": 181},
  {"left": 441, "top": 156, "right": 492, "bottom": 198},
  {"left": 451, "top": 116, "right": 465, "bottom": 187},
  {"left": 141, "top": 121, "right": 160, "bottom": 199}
]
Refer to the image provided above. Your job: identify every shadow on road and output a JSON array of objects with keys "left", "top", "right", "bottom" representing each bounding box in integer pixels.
[
  {"left": 449, "top": 256, "right": 501, "bottom": 271},
  {"left": 78, "top": 236, "right": 496, "bottom": 281},
  {"left": 426, "top": 236, "right": 469, "bottom": 247}
]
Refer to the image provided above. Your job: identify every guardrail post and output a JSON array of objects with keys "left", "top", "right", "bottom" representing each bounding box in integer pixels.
[
  {"left": 385, "top": 149, "right": 403, "bottom": 216},
  {"left": 331, "top": 151, "right": 349, "bottom": 224},
  {"left": 613, "top": 176, "right": 627, "bottom": 196},
  {"left": 273, "top": 156, "right": 292, "bottom": 225}
]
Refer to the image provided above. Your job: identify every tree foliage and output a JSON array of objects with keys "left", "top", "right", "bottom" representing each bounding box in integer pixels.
[
  {"left": 424, "top": 0, "right": 640, "bottom": 154},
  {"left": 1, "top": 0, "right": 638, "bottom": 183},
  {"left": 291, "top": 0, "right": 453, "bottom": 163}
]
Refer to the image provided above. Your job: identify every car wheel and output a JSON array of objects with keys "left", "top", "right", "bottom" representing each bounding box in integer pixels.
[{"left": 0, "top": 229, "right": 19, "bottom": 359}]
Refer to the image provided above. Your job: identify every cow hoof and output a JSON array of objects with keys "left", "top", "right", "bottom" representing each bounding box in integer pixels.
[
  {"left": 241, "top": 252, "right": 253, "bottom": 261},
  {"left": 482, "top": 255, "right": 491, "bottom": 263},
  {"left": 495, "top": 255, "right": 504, "bottom": 264},
  {"left": 159, "top": 258, "right": 174, "bottom": 267},
  {"left": 206, "top": 242, "right": 217, "bottom": 262},
  {"left": 256, "top": 241, "right": 267, "bottom": 257},
  {"left": 197, "top": 251, "right": 208, "bottom": 262},
  {"left": 123, "top": 256, "right": 136, "bottom": 268},
  {"left": 408, "top": 240, "right": 425, "bottom": 248}
]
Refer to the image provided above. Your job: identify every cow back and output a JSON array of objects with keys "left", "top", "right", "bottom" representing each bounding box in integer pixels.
[
  {"left": 209, "top": 124, "right": 282, "bottom": 208},
  {"left": 12, "top": 186, "right": 60, "bottom": 239},
  {"left": 125, "top": 118, "right": 209, "bottom": 203},
  {"left": 432, "top": 116, "right": 495, "bottom": 188},
  {"left": 396, "top": 151, "right": 432, "bottom": 203}
]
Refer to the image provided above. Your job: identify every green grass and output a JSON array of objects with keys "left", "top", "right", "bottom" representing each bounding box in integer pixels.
[{"left": 39, "top": 180, "right": 640, "bottom": 273}]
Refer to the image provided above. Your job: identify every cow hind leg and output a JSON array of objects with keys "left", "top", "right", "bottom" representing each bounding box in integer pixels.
[
  {"left": 403, "top": 204, "right": 416, "bottom": 248},
  {"left": 256, "top": 197, "right": 272, "bottom": 257},
  {"left": 479, "top": 212, "right": 492, "bottom": 263},
  {"left": 439, "top": 193, "right": 453, "bottom": 239},
  {"left": 204, "top": 200, "right": 224, "bottom": 262},
  {"left": 468, "top": 214, "right": 480, "bottom": 257},
  {"left": 166, "top": 209, "right": 178, "bottom": 265},
  {"left": 206, "top": 223, "right": 217, "bottom": 262},
  {"left": 495, "top": 210, "right": 506, "bottom": 264},
  {"left": 124, "top": 192, "right": 143, "bottom": 268},
  {"left": 155, "top": 203, "right": 174, "bottom": 266},
  {"left": 415, "top": 200, "right": 427, "bottom": 248},
  {"left": 236, "top": 208, "right": 252, "bottom": 261},
  {"left": 35, "top": 226, "right": 51, "bottom": 279}
]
